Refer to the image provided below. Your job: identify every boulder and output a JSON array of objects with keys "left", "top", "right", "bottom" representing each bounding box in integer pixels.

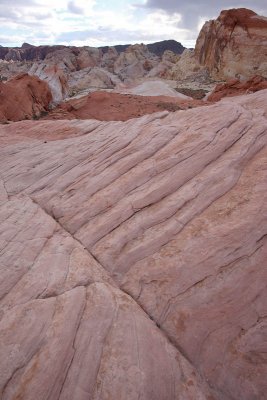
[{"left": 0, "top": 73, "right": 52, "bottom": 122}]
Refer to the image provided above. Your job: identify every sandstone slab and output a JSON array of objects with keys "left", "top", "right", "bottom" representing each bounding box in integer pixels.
[{"left": 0, "top": 89, "right": 267, "bottom": 399}]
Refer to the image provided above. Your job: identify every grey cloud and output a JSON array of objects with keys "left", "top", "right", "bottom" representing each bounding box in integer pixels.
[
  {"left": 0, "top": 0, "right": 37, "bottom": 6},
  {"left": 0, "top": 8, "right": 20, "bottom": 20},
  {"left": 139, "top": 0, "right": 267, "bottom": 29},
  {"left": 68, "top": 1, "right": 85, "bottom": 14},
  {"left": 0, "top": 3, "right": 53, "bottom": 25}
]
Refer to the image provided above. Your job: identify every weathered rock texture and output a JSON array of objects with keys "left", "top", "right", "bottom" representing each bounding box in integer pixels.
[
  {"left": 0, "top": 73, "right": 52, "bottom": 122},
  {"left": 113, "top": 44, "right": 159, "bottom": 81},
  {"left": 0, "top": 89, "right": 267, "bottom": 399},
  {"left": 29, "top": 61, "right": 69, "bottom": 104},
  {"left": 195, "top": 8, "right": 267, "bottom": 79},
  {"left": 164, "top": 49, "right": 205, "bottom": 81}
]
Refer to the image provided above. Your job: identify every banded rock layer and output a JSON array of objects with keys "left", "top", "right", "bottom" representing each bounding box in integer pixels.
[{"left": 0, "top": 89, "right": 267, "bottom": 399}]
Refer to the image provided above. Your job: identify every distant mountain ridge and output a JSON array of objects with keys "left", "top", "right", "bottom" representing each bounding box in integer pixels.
[
  {"left": 0, "top": 39, "right": 185, "bottom": 62},
  {"left": 101, "top": 40, "right": 185, "bottom": 56}
]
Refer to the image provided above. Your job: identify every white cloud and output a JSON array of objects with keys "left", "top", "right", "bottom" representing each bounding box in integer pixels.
[
  {"left": 138, "top": 10, "right": 184, "bottom": 37},
  {"left": 68, "top": 0, "right": 96, "bottom": 15},
  {"left": 3, "top": 0, "right": 266, "bottom": 48}
]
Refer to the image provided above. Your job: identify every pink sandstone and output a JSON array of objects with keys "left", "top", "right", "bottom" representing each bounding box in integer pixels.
[{"left": 0, "top": 89, "right": 267, "bottom": 399}]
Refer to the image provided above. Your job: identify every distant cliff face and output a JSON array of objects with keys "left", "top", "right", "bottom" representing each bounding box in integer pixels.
[{"left": 195, "top": 8, "right": 267, "bottom": 79}]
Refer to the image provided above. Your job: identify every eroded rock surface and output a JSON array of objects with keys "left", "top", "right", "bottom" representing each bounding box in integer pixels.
[{"left": 1, "top": 89, "right": 267, "bottom": 399}]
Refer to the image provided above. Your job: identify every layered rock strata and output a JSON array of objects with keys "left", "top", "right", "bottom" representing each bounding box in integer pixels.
[{"left": 0, "top": 89, "right": 267, "bottom": 399}]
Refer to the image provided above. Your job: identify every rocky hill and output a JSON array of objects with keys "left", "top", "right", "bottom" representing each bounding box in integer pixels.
[
  {"left": 107, "top": 39, "right": 185, "bottom": 56},
  {"left": 0, "top": 39, "right": 185, "bottom": 63}
]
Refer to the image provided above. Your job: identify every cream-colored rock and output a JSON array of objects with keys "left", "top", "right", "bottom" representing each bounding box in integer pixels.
[
  {"left": 114, "top": 44, "right": 159, "bottom": 81},
  {"left": 0, "top": 59, "right": 32, "bottom": 81},
  {"left": 162, "top": 50, "right": 180, "bottom": 64},
  {"left": 195, "top": 8, "right": 267, "bottom": 79},
  {"left": 29, "top": 62, "right": 68, "bottom": 104},
  {"left": 68, "top": 67, "right": 121, "bottom": 96},
  {"left": 165, "top": 49, "right": 206, "bottom": 80},
  {"left": 116, "top": 79, "right": 191, "bottom": 98}
]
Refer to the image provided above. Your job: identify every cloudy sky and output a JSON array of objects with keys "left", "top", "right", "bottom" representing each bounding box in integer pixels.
[{"left": 0, "top": 0, "right": 266, "bottom": 48}]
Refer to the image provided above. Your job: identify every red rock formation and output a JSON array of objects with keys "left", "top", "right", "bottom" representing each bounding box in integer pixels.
[
  {"left": 45, "top": 91, "right": 203, "bottom": 121},
  {"left": 195, "top": 8, "right": 267, "bottom": 79},
  {"left": 0, "top": 89, "right": 267, "bottom": 399},
  {"left": 207, "top": 75, "right": 267, "bottom": 101},
  {"left": 0, "top": 73, "right": 52, "bottom": 122}
]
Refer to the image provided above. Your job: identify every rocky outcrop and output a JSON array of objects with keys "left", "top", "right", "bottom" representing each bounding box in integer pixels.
[
  {"left": 29, "top": 62, "right": 69, "bottom": 104},
  {"left": 195, "top": 8, "right": 267, "bottom": 79},
  {"left": 164, "top": 49, "right": 206, "bottom": 80},
  {"left": 28, "top": 48, "right": 81, "bottom": 103},
  {"left": 207, "top": 75, "right": 267, "bottom": 101},
  {"left": 0, "top": 59, "right": 31, "bottom": 82},
  {"left": 68, "top": 67, "right": 120, "bottom": 96},
  {"left": 0, "top": 73, "right": 52, "bottom": 122},
  {"left": 114, "top": 44, "right": 159, "bottom": 81},
  {"left": 0, "top": 89, "right": 267, "bottom": 399}
]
